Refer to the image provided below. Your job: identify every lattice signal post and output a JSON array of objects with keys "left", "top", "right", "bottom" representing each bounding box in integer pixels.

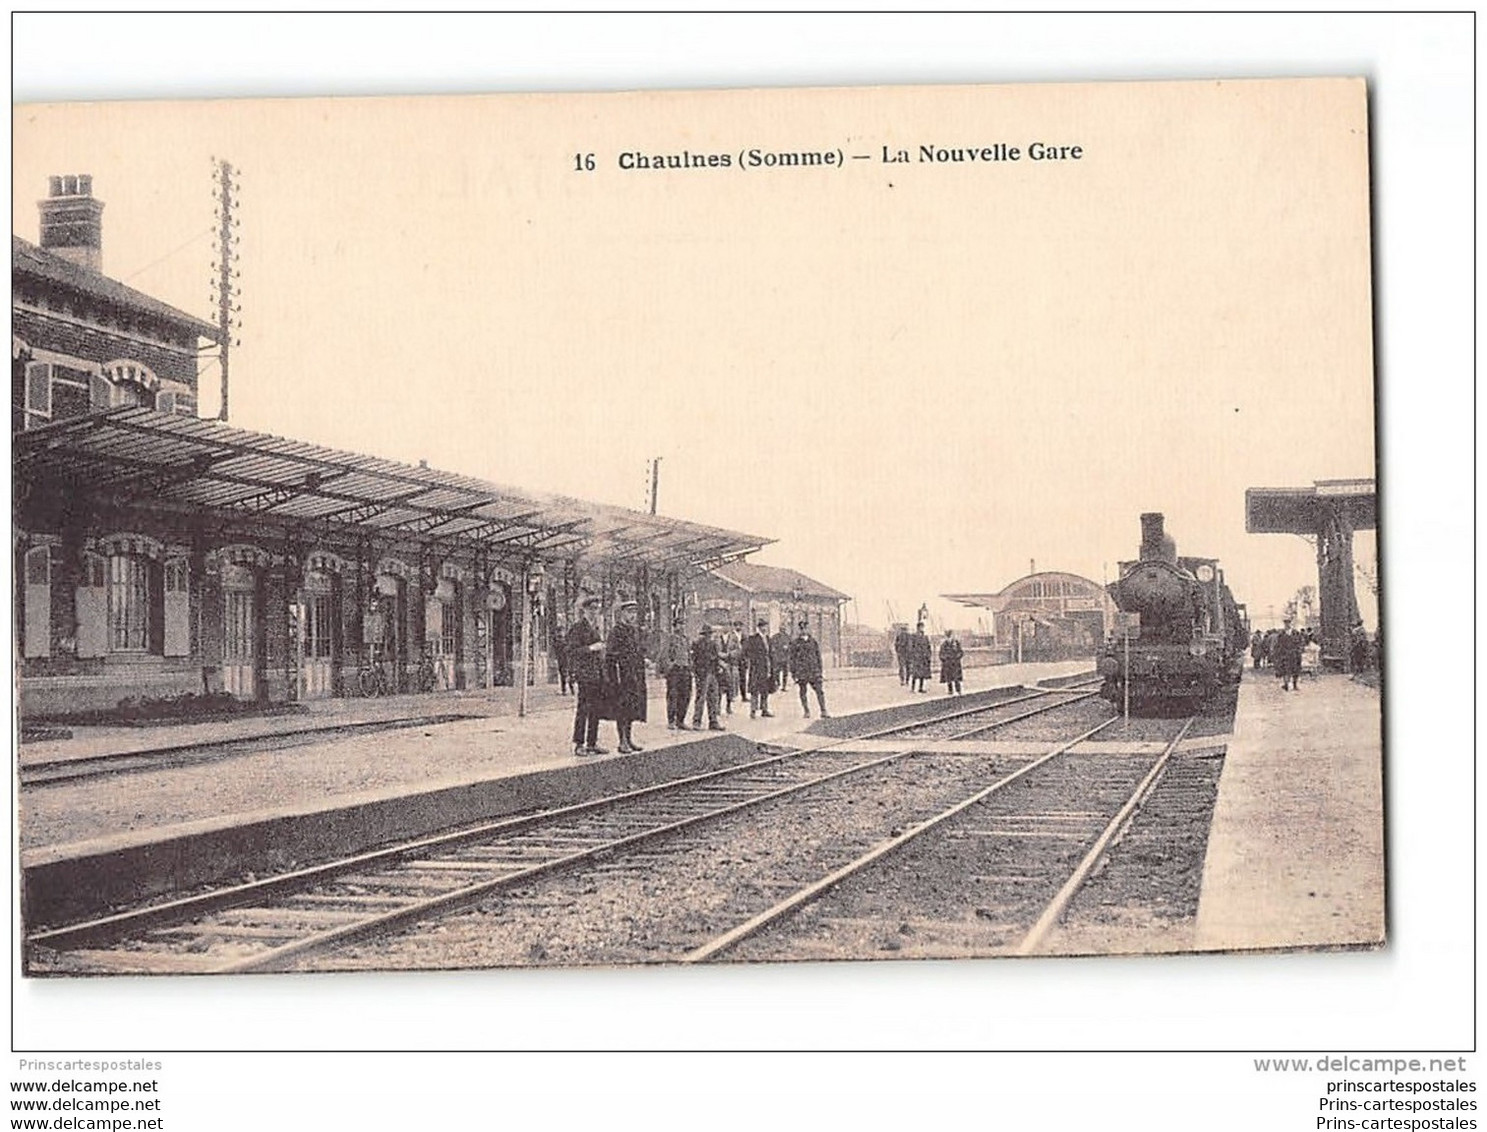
[{"left": 211, "top": 159, "right": 242, "bottom": 421}]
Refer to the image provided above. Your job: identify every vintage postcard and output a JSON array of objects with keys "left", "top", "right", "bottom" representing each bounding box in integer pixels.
[{"left": 13, "top": 78, "right": 1380, "bottom": 977}]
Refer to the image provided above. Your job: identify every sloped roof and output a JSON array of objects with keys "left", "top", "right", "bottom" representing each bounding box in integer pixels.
[
  {"left": 13, "top": 236, "right": 220, "bottom": 339},
  {"left": 15, "top": 407, "right": 770, "bottom": 572},
  {"left": 709, "top": 561, "right": 849, "bottom": 601}
]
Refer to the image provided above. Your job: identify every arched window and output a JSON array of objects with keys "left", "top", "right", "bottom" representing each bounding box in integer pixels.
[{"left": 100, "top": 359, "right": 160, "bottom": 409}]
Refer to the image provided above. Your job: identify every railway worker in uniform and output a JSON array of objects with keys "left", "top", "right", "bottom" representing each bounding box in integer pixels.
[
  {"left": 690, "top": 624, "right": 725, "bottom": 731},
  {"left": 894, "top": 624, "right": 912, "bottom": 685},
  {"left": 566, "top": 596, "right": 608, "bottom": 756},
  {"left": 656, "top": 615, "right": 694, "bottom": 730},
  {"left": 770, "top": 621, "right": 792, "bottom": 693},
  {"left": 939, "top": 629, "right": 965, "bottom": 696},
  {"left": 789, "top": 620, "right": 830, "bottom": 718},
  {"left": 606, "top": 599, "right": 648, "bottom": 753},
  {"left": 720, "top": 622, "right": 744, "bottom": 715},
  {"left": 744, "top": 617, "right": 775, "bottom": 719},
  {"left": 909, "top": 623, "right": 933, "bottom": 693},
  {"left": 1273, "top": 618, "right": 1304, "bottom": 692}
]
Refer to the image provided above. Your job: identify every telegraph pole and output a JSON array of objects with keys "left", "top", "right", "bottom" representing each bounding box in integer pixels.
[{"left": 212, "top": 159, "right": 241, "bottom": 421}]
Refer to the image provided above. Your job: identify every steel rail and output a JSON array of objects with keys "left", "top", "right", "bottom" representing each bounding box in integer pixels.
[
  {"left": 681, "top": 716, "right": 1120, "bottom": 963},
  {"left": 28, "top": 682, "right": 1101, "bottom": 967},
  {"left": 214, "top": 689, "right": 1105, "bottom": 974},
  {"left": 1013, "top": 717, "right": 1195, "bottom": 956}
]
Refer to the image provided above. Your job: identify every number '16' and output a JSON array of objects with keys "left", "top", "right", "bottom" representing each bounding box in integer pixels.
[{"left": 574, "top": 153, "right": 596, "bottom": 172}]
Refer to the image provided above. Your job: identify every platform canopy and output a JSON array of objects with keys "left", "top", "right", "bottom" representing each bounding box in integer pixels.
[
  {"left": 15, "top": 407, "right": 770, "bottom": 571},
  {"left": 1245, "top": 479, "right": 1376, "bottom": 534}
]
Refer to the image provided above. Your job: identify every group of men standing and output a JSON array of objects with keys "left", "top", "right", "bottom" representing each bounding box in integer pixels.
[
  {"left": 893, "top": 623, "right": 965, "bottom": 695},
  {"left": 566, "top": 600, "right": 831, "bottom": 757},
  {"left": 655, "top": 617, "right": 830, "bottom": 731},
  {"left": 564, "top": 595, "right": 650, "bottom": 756}
]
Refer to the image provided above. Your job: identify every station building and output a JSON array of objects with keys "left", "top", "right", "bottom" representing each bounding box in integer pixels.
[
  {"left": 13, "top": 176, "right": 767, "bottom": 717},
  {"left": 683, "top": 562, "right": 848, "bottom": 667},
  {"left": 942, "top": 571, "right": 1118, "bottom": 662}
]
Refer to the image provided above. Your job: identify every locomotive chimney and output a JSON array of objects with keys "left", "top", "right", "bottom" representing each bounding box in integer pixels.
[
  {"left": 1139, "top": 512, "right": 1178, "bottom": 563},
  {"left": 38, "top": 174, "right": 104, "bottom": 273},
  {"left": 1140, "top": 513, "right": 1165, "bottom": 560}
]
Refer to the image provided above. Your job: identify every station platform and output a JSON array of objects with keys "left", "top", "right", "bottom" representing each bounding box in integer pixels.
[
  {"left": 18, "top": 661, "right": 1092, "bottom": 924},
  {"left": 1194, "top": 667, "right": 1384, "bottom": 952}
]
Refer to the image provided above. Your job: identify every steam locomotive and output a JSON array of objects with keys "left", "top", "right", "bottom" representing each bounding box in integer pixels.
[{"left": 1097, "top": 513, "right": 1248, "bottom": 715}]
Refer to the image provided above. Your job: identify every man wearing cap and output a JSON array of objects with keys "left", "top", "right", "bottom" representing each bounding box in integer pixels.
[
  {"left": 656, "top": 614, "right": 694, "bottom": 730},
  {"left": 566, "top": 596, "right": 607, "bottom": 755},
  {"left": 788, "top": 620, "right": 830, "bottom": 719},
  {"left": 689, "top": 624, "right": 724, "bottom": 730},
  {"left": 606, "top": 599, "right": 648, "bottom": 753},
  {"left": 744, "top": 617, "right": 775, "bottom": 719}
]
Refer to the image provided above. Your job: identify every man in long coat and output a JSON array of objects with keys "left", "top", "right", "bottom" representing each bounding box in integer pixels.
[
  {"left": 565, "top": 596, "right": 607, "bottom": 756},
  {"left": 1273, "top": 619, "right": 1304, "bottom": 692},
  {"left": 788, "top": 620, "right": 830, "bottom": 719},
  {"left": 743, "top": 617, "right": 775, "bottom": 718},
  {"left": 606, "top": 599, "right": 647, "bottom": 752},
  {"left": 909, "top": 623, "right": 933, "bottom": 693},
  {"left": 939, "top": 629, "right": 964, "bottom": 695}
]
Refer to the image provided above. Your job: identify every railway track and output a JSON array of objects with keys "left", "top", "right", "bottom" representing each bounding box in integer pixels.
[
  {"left": 18, "top": 713, "right": 480, "bottom": 788},
  {"left": 26, "top": 683, "right": 1101, "bottom": 975},
  {"left": 707, "top": 716, "right": 1195, "bottom": 962}
]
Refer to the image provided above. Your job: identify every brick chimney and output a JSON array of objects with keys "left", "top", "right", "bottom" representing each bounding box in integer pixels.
[{"left": 38, "top": 174, "right": 104, "bottom": 273}]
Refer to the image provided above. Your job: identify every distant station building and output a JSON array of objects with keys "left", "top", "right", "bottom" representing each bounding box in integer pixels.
[
  {"left": 1246, "top": 479, "right": 1377, "bottom": 669},
  {"left": 943, "top": 571, "right": 1117, "bottom": 662},
  {"left": 13, "top": 176, "right": 767, "bottom": 716},
  {"left": 684, "top": 562, "right": 848, "bottom": 666}
]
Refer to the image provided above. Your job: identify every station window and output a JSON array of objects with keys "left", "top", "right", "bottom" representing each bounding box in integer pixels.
[
  {"left": 23, "top": 546, "right": 52, "bottom": 658},
  {"left": 163, "top": 558, "right": 191, "bottom": 656},
  {"left": 76, "top": 554, "right": 108, "bottom": 659},
  {"left": 108, "top": 555, "right": 152, "bottom": 652}
]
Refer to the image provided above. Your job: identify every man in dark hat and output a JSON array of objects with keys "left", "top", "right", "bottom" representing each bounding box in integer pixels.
[
  {"left": 607, "top": 599, "right": 647, "bottom": 753},
  {"left": 744, "top": 616, "right": 775, "bottom": 719},
  {"left": 566, "top": 595, "right": 607, "bottom": 755},
  {"left": 690, "top": 623, "right": 724, "bottom": 730},
  {"left": 788, "top": 619, "right": 829, "bottom": 719},
  {"left": 656, "top": 614, "right": 694, "bottom": 730}
]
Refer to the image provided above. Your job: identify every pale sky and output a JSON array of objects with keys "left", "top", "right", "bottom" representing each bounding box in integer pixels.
[{"left": 14, "top": 79, "right": 1378, "bottom": 630}]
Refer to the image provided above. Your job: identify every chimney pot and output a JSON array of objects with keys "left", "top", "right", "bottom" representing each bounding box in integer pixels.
[{"left": 39, "top": 174, "right": 104, "bottom": 272}]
